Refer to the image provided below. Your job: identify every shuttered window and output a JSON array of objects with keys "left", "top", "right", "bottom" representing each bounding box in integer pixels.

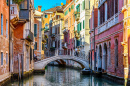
[
  {"left": 1, "top": 14, "right": 3, "bottom": 35},
  {"left": 34, "top": 42, "right": 37, "bottom": 50},
  {"left": 83, "top": 20, "right": 85, "bottom": 29},
  {"left": 34, "top": 24, "right": 37, "bottom": 37},
  {"left": 71, "top": 5, "right": 74, "bottom": 9},
  {"left": 1, "top": 52, "right": 3, "bottom": 65},
  {"left": 76, "top": 4, "right": 80, "bottom": 12},
  {"left": 69, "top": 8, "right": 71, "bottom": 12},
  {"left": 82, "top": 1, "right": 85, "bottom": 10}
]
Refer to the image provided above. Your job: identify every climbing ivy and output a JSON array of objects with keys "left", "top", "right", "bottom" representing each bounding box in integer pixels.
[{"left": 13, "top": 0, "right": 24, "bottom": 5}]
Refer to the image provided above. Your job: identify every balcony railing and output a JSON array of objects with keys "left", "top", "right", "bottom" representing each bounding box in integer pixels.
[
  {"left": 98, "top": 13, "right": 119, "bottom": 34},
  {"left": 51, "top": 34, "right": 55, "bottom": 38},
  {"left": 75, "top": 13, "right": 80, "bottom": 21},
  {"left": 75, "top": 32, "right": 80, "bottom": 39},
  {"left": 42, "top": 37, "right": 46, "bottom": 43},
  {"left": 62, "top": 42, "right": 68, "bottom": 49},
  {"left": 25, "top": 29, "right": 34, "bottom": 42},
  {"left": 63, "top": 28, "right": 68, "bottom": 34},
  {"left": 10, "top": 4, "right": 19, "bottom": 20}
]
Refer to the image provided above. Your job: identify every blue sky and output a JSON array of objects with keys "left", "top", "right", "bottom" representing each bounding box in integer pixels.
[{"left": 34, "top": 0, "right": 66, "bottom": 11}]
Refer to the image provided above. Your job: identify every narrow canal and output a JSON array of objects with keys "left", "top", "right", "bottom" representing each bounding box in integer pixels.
[{"left": 7, "top": 66, "right": 122, "bottom": 86}]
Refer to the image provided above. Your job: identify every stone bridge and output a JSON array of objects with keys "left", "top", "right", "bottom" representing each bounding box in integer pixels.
[{"left": 34, "top": 55, "right": 89, "bottom": 71}]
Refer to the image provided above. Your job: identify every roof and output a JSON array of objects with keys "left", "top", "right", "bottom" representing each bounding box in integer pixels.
[{"left": 44, "top": 5, "right": 66, "bottom": 13}]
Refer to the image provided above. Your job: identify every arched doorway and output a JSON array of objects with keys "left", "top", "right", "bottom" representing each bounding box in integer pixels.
[
  {"left": 98, "top": 45, "right": 102, "bottom": 72},
  {"left": 103, "top": 43, "right": 107, "bottom": 72}
]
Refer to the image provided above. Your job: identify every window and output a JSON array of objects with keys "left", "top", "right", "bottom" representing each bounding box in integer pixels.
[
  {"left": 83, "top": 20, "right": 85, "bottom": 29},
  {"left": 20, "top": 0, "right": 27, "bottom": 9},
  {"left": 76, "top": 4, "right": 80, "bottom": 12},
  {"left": 34, "top": 42, "right": 37, "bottom": 50},
  {"left": 115, "top": 39, "right": 118, "bottom": 67},
  {"left": 1, "top": 14, "right": 3, "bottom": 35},
  {"left": 6, "top": 53, "right": 8, "bottom": 64},
  {"left": 34, "top": 24, "right": 37, "bottom": 37},
  {"left": 82, "top": 0, "right": 85, "bottom": 10},
  {"left": 107, "top": 0, "right": 118, "bottom": 19},
  {"left": 108, "top": 42, "right": 111, "bottom": 65},
  {"left": 100, "top": 3, "right": 105, "bottom": 24},
  {"left": 6, "top": 20, "right": 8, "bottom": 38},
  {"left": 42, "top": 43, "right": 44, "bottom": 50},
  {"left": 71, "top": 5, "right": 74, "bottom": 9},
  {"left": 1, "top": 52, "right": 3, "bottom": 65},
  {"left": 69, "top": 8, "right": 71, "bottom": 12},
  {"left": 65, "top": 10, "right": 68, "bottom": 16},
  {"left": 45, "top": 15, "right": 48, "bottom": 18},
  {"left": 6, "top": 0, "right": 9, "bottom": 5}
]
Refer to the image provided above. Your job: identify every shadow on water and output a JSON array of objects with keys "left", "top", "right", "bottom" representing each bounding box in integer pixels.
[{"left": 7, "top": 66, "right": 123, "bottom": 86}]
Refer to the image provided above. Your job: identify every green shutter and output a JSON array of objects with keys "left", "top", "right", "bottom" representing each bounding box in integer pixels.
[
  {"left": 34, "top": 24, "right": 37, "bottom": 37},
  {"left": 69, "top": 8, "right": 71, "bottom": 12},
  {"left": 83, "top": 20, "right": 84, "bottom": 29},
  {"left": 80, "top": 22, "right": 82, "bottom": 31},
  {"left": 82, "top": 1, "right": 85, "bottom": 10},
  {"left": 71, "top": 5, "right": 74, "bottom": 9},
  {"left": 35, "top": 42, "right": 37, "bottom": 50},
  {"left": 74, "top": 27, "right": 75, "bottom": 31}
]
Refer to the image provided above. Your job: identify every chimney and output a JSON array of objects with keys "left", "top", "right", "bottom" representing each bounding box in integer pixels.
[{"left": 38, "top": 6, "right": 42, "bottom": 12}]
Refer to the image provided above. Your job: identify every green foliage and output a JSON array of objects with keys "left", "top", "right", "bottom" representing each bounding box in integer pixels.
[{"left": 13, "top": 0, "right": 24, "bottom": 5}]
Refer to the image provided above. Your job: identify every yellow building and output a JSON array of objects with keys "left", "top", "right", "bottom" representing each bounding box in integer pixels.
[{"left": 121, "top": 0, "right": 130, "bottom": 84}]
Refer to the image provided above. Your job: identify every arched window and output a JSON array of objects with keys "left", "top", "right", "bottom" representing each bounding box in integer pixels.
[
  {"left": 1, "top": 14, "right": 3, "bottom": 35},
  {"left": 6, "top": 19, "right": 8, "bottom": 38},
  {"left": 108, "top": 42, "right": 111, "bottom": 65},
  {"left": 115, "top": 39, "right": 118, "bottom": 67}
]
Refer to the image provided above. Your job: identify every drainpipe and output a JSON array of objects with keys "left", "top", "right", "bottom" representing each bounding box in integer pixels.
[{"left": 9, "top": 0, "right": 11, "bottom": 72}]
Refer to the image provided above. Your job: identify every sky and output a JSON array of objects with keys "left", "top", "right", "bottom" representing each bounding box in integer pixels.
[{"left": 34, "top": 0, "right": 66, "bottom": 11}]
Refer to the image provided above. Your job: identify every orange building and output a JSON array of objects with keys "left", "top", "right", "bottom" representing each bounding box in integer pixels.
[
  {"left": 63, "top": 0, "right": 75, "bottom": 55},
  {"left": 121, "top": 0, "right": 130, "bottom": 84},
  {"left": 0, "top": 0, "right": 10, "bottom": 85}
]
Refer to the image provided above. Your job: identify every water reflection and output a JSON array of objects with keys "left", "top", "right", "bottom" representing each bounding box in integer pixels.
[{"left": 7, "top": 66, "right": 122, "bottom": 86}]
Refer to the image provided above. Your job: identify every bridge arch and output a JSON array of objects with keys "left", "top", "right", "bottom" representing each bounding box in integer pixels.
[{"left": 34, "top": 55, "right": 89, "bottom": 70}]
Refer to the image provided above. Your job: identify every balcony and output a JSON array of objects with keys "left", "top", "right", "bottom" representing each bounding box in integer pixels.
[
  {"left": 75, "top": 32, "right": 80, "bottom": 39},
  {"left": 98, "top": 13, "right": 119, "bottom": 34},
  {"left": 122, "top": 5, "right": 128, "bottom": 13},
  {"left": 51, "top": 34, "right": 55, "bottom": 38},
  {"left": 62, "top": 42, "right": 68, "bottom": 49},
  {"left": 10, "top": 4, "right": 19, "bottom": 20},
  {"left": 42, "top": 38, "right": 46, "bottom": 43},
  {"left": 75, "top": 13, "right": 80, "bottom": 21},
  {"left": 25, "top": 29, "right": 34, "bottom": 42},
  {"left": 63, "top": 28, "right": 68, "bottom": 34}
]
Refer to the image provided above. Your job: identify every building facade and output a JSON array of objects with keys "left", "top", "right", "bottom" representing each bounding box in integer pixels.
[
  {"left": 34, "top": 6, "right": 44, "bottom": 60},
  {"left": 90, "top": 0, "right": 124, "bottom": 79},
  {"left": 121, "top": 0, "right": 130, "bottom": 81},
  {"left": 10, "top": 0, "right": 34, "bottom": 77},
  {"left": 0, "top": 0, "right": 10, "bottom": 84},
  {"left": 63, "top": 0, "right": 75, "bottom": 56},
  {"left": 74, "top": 0, "right": 89, "bottom": 60}
]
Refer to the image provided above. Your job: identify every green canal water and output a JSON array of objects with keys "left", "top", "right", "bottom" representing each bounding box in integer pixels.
[{"left": 7, "top": 66, "right": 123, "bottom": 86}]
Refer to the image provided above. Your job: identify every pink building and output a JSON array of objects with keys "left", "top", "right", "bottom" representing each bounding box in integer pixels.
[{"left": 90, "top": 0, "right": 124, "bottom": 81}]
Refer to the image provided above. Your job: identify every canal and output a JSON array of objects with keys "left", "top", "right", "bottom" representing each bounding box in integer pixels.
[{"left": 7, "top": 66, "right": 122, "bottom": 86}]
